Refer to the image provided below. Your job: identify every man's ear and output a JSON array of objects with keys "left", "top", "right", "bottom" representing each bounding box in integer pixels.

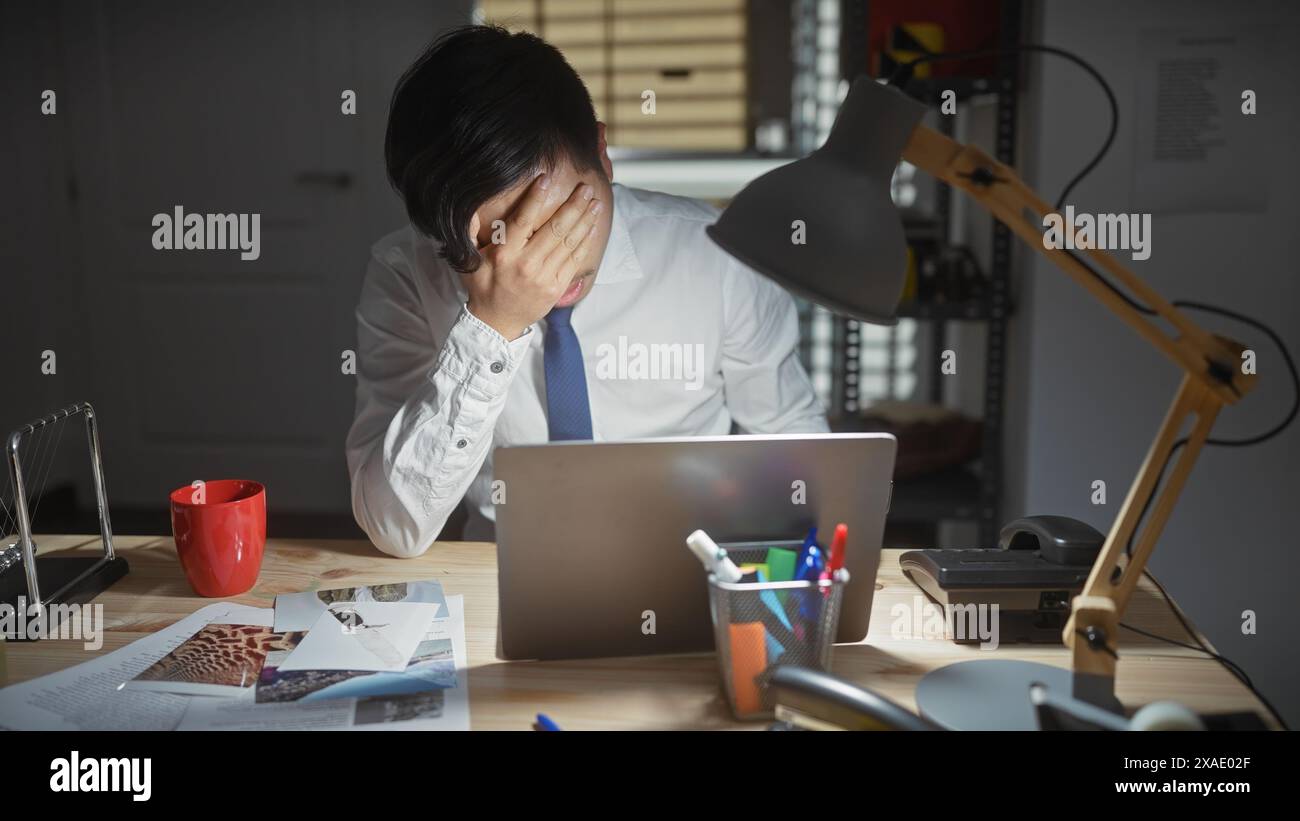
[
  {"left": 468, "top": 211, "right": 482, "bottom": 247},
  {"left": 597, "top": 121, "right": 613, "bottom": 179}
]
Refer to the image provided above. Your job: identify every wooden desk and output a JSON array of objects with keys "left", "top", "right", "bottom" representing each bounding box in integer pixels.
[{"left": 3, "top": 535, "right": 1270, "bottom": 729}]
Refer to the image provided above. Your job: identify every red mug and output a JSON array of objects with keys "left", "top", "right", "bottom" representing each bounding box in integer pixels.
[{"left": 170, "top": 479, "right": 266, "bottom": 597}]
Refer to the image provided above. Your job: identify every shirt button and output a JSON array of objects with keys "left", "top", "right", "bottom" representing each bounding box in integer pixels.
[
  {"left": 456, "top": 439, "right": 468, "bottom": 449},
  {"left": 490, "top": 361, "right": 504, "bottom": 374}
]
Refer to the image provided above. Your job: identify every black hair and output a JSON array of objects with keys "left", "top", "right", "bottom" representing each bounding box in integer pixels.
[{"left": 385, "top": 25, "right": 602, "bottom": 273}]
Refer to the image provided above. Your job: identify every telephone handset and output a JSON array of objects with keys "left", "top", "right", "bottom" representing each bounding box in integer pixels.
[{"left": 998, "top": 514, "right": 1106, "bottom": 565}]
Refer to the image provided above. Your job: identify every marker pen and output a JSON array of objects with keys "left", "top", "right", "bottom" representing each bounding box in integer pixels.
[{"left": 686, "top": 529, "right": 744, "bottom": 583}]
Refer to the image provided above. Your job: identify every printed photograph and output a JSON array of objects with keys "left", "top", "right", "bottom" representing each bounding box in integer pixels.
[
  {"left": 273, "top": 580, "right": 447, "bottom": 632},
  {"left": 353, "top": 690, "right": 446, "bottom": 726},
  {"left": 129, "top": 624, "right": 306, "bottom": 697},
  {"left": 256, "top": 636, "right": 456, "bottom": 704}
]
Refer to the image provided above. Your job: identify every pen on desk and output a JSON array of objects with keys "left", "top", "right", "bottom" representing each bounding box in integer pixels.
[
  {"left": 686, "top": 529, "right": 744, "bottom": 583},
  {"left": 534, "top": 713, "right": 562, "bottom": 731}
]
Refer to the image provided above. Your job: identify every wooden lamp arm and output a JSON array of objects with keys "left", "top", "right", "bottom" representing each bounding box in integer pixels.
[{"left": 898, "top": 123, "right": 1257, "bottom": 682}]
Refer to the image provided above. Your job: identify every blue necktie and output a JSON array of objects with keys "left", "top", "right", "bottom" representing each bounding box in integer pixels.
[{"left": 543, "top": 305, "right": 593, "bottom": 441}]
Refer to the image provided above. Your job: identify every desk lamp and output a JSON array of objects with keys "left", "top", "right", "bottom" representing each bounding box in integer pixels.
[{"left": 706, "top": 76, "right": 1258, "bottom": 729}]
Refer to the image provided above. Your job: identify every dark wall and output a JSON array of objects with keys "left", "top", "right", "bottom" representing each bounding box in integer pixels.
[
  {"left": 1008, "top": 0, "right": 1300, "bottom": 725},
  {"left": 1, "top": 0, "right": 474, "bottom": 537}
]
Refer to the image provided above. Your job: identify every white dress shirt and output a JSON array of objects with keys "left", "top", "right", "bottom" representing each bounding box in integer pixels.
[{"left": 346, "top": 183, "right": 828, "bottom": 557}]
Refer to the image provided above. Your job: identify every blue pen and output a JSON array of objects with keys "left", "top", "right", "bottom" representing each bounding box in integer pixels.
[
  {"left": 797, "top": 526, "right": 818, "bottom": 566},
  {"left": 792, "top": 528, "right": 821, "bottom": 602},
  {"left": 534, "top": 713, "right": 562, "bottom": 731},
  {"left": 786, "top": 527, "right": 819, "bottom": 612},
  {"left": 794, "top": 536, "right": 826, "bottom": 634},
  {"left": 795, "top": 543, "right": 824, "bottom": 582}
]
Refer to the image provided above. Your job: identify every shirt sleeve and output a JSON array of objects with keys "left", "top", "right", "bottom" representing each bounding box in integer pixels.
[
  {"left": 719, "top": 258, "right": 830, "bottom": 434},
  {"left": 345, "top": 249, "right": 532, "bottom": 557}
]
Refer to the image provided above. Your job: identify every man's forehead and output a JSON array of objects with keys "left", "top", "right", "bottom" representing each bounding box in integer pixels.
[{"left": 480, "top": 161, "right": 589, "bottom": 221}]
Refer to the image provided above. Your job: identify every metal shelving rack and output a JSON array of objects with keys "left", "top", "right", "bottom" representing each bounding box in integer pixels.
[{"left": 817, "top": 0, "right": 1022, "bottom": 547}]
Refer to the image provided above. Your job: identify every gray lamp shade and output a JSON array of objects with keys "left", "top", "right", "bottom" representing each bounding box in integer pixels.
[{"left": 707, "top": 78, "right": 929, "bottom": 325}]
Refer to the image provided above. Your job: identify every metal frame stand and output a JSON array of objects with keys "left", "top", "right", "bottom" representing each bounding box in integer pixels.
[{"left": 1, "top": 402, "right": 128, "bottom": 639}]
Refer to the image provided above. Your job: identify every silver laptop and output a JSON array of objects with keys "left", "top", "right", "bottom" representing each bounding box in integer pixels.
[{"left": 494, "top": 433, "right": 896, "bottom": 660}]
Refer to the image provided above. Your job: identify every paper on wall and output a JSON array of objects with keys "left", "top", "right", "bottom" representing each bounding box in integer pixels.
[{"left": 1132, "top": 27, "right": 1273, "bottom": 213}]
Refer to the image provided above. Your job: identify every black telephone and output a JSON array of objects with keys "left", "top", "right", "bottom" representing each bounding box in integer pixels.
[{"left": 898, "top": 515, "right": 1105, "bottom": 644}]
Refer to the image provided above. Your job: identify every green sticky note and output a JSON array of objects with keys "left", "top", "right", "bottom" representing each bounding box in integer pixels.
[
  {"left": 765, "top": 548, "right": 798, "bottom": 582},
  {"left": 765, "top": 548, "right": 799, "bottom": 608}
]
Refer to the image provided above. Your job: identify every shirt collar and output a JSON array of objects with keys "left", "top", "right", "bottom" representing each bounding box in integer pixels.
[
  {"left": 594, "top": 184, "right": 643, "bottom": 286},
  {"left": 439, "top": 182, "right": 643, "bottom": 304}
]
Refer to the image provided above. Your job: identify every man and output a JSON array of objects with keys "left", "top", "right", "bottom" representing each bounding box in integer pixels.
[{"left": 347, "top": 25, "right": 827, "bottom": 558}]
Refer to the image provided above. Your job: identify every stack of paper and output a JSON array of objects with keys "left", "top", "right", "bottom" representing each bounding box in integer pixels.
[{"left": 0, "top": 581, "right": 470, "bottom": 732}]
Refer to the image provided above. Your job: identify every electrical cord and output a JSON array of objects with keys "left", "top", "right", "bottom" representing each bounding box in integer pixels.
[
  {"left": 1122, "top": 570, "right": 1290, "bottom": 730},
  {"left": 890, "top": 43, "right": 1118, "bottom": 210},
  {"left": 1121, "top": 622, "right": 1250, "bottom": 677},
  {"left": 893, "top": 46, "right": 1157, "bottom": 317},
  {"left": 898, "top": 43, "right": 1300, "bottom": 499},
  {"left": 896, "top": 42, "right": 1298, "bottom": 729},
  {"left": 1122, "top": 305, "right": 1299, "bottom": 562}
]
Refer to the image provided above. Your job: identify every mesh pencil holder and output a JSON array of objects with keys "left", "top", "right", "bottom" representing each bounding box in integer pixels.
[{"left": 707, "top": 545, "right": 848, "bottom": 721}]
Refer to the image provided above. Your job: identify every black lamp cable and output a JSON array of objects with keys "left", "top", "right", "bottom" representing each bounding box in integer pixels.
[
  {"left": 889, "top": 43, "right": 1118, "bottom": 210},
  {"left": 1124, "top": 305, "right": 1299, "bottom": 547},
  {"left": 892, "top": 46, "right": 1154, "bottom": 317},
  {"left": 1122, "top": 572, "right": 1291, "bottom": 731}
]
